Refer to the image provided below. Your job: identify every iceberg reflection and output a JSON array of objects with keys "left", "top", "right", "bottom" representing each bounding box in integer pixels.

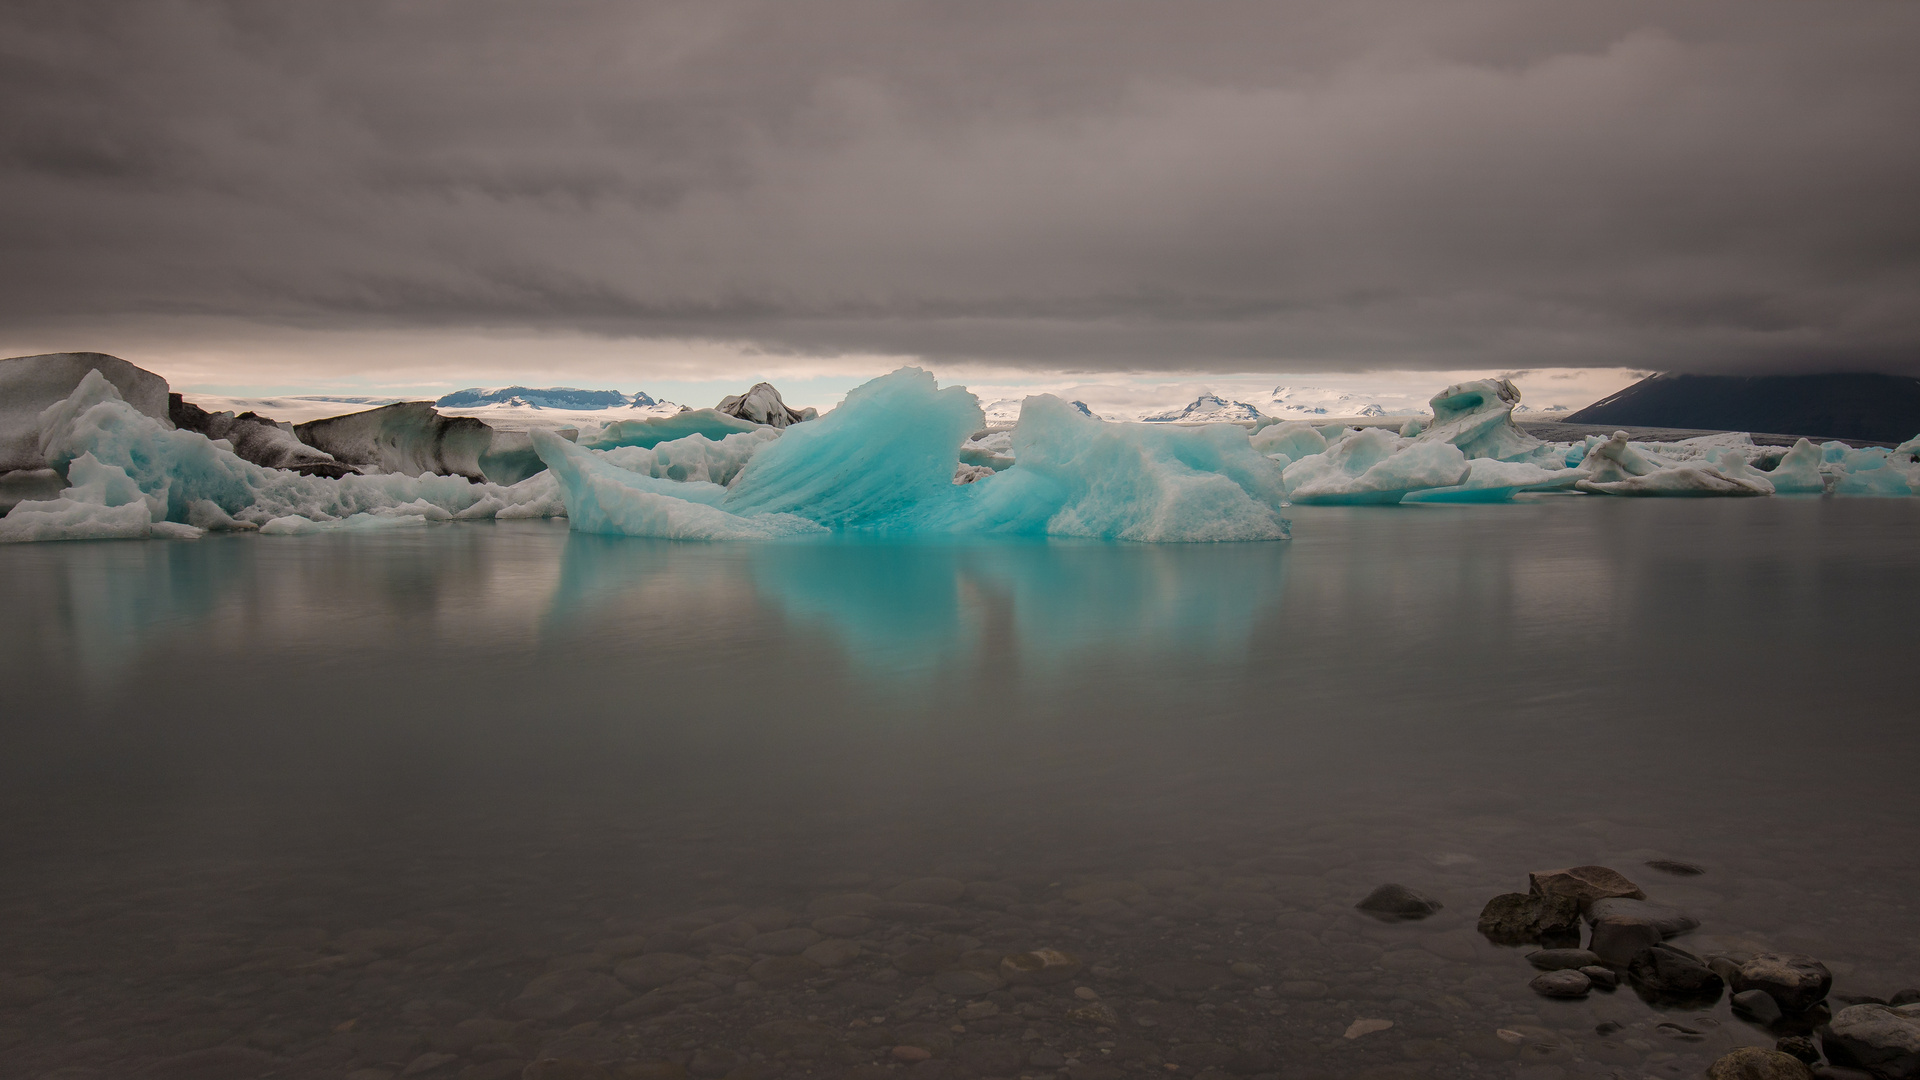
[{"left": 548, "top": 531, "right": 1291, "bottom": 680}]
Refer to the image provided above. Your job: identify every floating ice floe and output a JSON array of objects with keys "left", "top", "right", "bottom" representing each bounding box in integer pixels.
[
  {"left": 7, "top": 362, "right": 1920, "bottom": 545},
  {"left": 1574, "top": 432, "right": 1774, "bottom": 496},
  {"left": 1283, "top": 428, "right": 1470, "bottom": 504},
  {"left": 538, "top": 369, "right": 1293, "bottom": 542}
]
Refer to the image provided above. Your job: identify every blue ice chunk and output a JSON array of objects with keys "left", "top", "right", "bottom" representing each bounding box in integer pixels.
[
  {"left": 531, "top": 428, "right": 824, "bottom": 539},
  {"left": 954, "top": 394, "right": 1291, "bottom": 542},
  {"left": 577, "top": 409, "right": 762, "bottom": 451},
  {"left": 1767, "top": 438, "right": 1826, "bottom": 494},
  {"left": 0, "top": 453, "right": 160, "bottom": 542},
  {"left": 723, "top": 367, "right": 983, "bottom": 530}
]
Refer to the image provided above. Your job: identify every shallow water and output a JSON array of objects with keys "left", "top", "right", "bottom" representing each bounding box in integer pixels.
[{"left": 2, "top": 498, "right": 1917, "bottom": 1080}]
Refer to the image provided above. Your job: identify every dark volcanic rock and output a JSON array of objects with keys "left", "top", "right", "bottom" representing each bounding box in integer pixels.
[
  {"left": 1821, "top": 1004, "right": 1920, "bottom": 1079},
  {"left": 1629, "top": 943, "right": 1725, "bottom": 1005},
  {"left": 1733, "top": 953, "right": 1833, "bottom": 1014},
  {"left": 1354, "top": 883, "right": 1442, "bottom": 921},
  {"left": 1528, "top": 865, "right": 1645, "bottom": 905},
  {"left": 1774, "top": 1036, "right": 1819, "bottom": 1064},
  {"left": 1477, "top": 892, "right": 1583, "bottom": 947}
]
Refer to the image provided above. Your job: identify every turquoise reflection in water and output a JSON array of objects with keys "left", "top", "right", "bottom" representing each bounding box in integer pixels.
[{"left": 549, "top": 531, "right": 1291, "bottom": 677}]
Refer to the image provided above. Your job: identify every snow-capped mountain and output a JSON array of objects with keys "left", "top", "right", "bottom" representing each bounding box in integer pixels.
[
  {"left": 435, "top": 386, "right": 658, "bottom": 410},
  {"left": 1267, "top": 386, "right": 1393, "bottom": 417},
  {"left": 1141, "top": 392, "right": 1264, "bottom": 423}
]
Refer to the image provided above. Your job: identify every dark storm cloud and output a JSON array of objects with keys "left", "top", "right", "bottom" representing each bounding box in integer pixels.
[{"left": 3, "top": 0, "right": 1918, "bottom": 373}]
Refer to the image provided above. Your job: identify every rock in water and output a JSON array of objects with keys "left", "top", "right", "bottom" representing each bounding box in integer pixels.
[
  {"left": 1705, "top": 1046, "right": 1814, "bottom": 1080},
  {"left": 1628, "top": 943, "right": 1725, "bottom": 1005},
  {"left": 1587, "top": 897, "right": 1700, "bottom": 937},
  {"left": 1733, "top": 953, "right": 1833, "bottom": 1015},
  {"left": 0, "top": 352, "right": 171, "bottom": 472},
  {"left": 1580, "top": 965, "right": 1619, "bottom": 990},
  {"left": 1000, "top": 948, "right": 1081, "bottom": 986},
  {"left": 1531, "top": 970, "right": 1592, "bottom": 998},
  {"left": 1477, "top": 892, "right": 1583, "bottom": 947},
  {"left": 1821, "top": 1004, "right": 1920, "bottom": 1079},
  {"left": 1528, "top": 865, "right": 1646, "bottom": 904},
  {"left": 1646, "top": 858, "right": 1706, "bottom": 876},
  {"left": 1775, "top": 1036, "right": 1819, "bottom": 1063},
  {"left": 1589, "top": 914, "right": 1665, "bottom": 964},
  {"left": 1527, "top": 949, "right": 1602, "bottom": 971},
  {"left": 1734, "top": 988, "right": 1786, "bottom": 1027},
  {"left": 716, "top": 383, "right": 815, "bottom": 428},
  {"left": 1355, "top": 884, "right": 1443, "bottom": 921}
]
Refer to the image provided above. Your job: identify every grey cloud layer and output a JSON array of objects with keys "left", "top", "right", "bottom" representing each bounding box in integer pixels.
[{"left": 4, "top": 0, "right": 1918, "bottom": 373}]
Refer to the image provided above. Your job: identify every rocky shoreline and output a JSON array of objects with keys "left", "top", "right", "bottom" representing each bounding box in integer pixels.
[{"left": 6, "top": 851, "right": 1919, "bottom": 1080}]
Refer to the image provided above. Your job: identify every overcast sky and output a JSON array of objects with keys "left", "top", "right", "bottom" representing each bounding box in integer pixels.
[{"left": 3, "top": 0, "right": 1918, "bottom": 396}]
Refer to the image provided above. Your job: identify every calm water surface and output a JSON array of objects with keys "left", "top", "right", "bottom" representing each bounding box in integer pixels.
[{"left": 1, "top": 498, "right": 1916, "bottom": 1080}]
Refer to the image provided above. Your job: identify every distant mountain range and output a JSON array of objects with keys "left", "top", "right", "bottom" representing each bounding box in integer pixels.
[
  {"left": 435, "top": 386, "right": 659, "bottom": 410},
  {"left": 1564, "top": 373, "right": 1920, "bottom": 442},
  {"left": 1142, "top": 392, "right": 1265, "bottom": 423}
]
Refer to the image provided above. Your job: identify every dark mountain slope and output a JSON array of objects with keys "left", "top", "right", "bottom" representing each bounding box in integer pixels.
[{"left": 1565, "top": 373, "right": 1920, "bottom": 442}]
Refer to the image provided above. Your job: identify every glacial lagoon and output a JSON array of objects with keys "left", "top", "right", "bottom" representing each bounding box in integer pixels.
[{"left": 2, "top": 499, "right": 1918, "bottom": 1079}]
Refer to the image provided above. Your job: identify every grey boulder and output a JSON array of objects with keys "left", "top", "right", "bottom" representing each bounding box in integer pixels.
[
  {"left": 1821, "top": 1003, "right": 1920, "bottom": 1079},
  {"left": 1530, "top": 970, "right": 1592, "bottom": 998},
  {"left": 1733, "top": 953, "right": 1832, "bottom": 1015}
]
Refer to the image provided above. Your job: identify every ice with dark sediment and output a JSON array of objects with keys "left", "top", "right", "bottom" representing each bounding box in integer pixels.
[
  {"left": 716, "top": 382, "right": 818, "bottom": 428},
  {"left": 7, "top": 361, "right": 1920, "bottom": 545}
]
